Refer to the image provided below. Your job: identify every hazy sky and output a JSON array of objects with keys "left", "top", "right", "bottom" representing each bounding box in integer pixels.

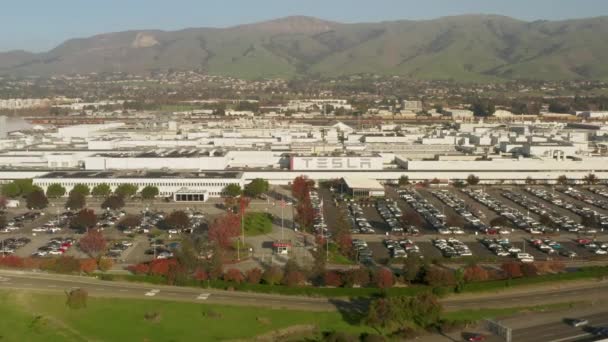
[{"left": 2, "top": 0, "right": 608, "bottom": 52}]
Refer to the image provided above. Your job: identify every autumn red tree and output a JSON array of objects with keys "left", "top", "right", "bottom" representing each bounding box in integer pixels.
[
  {"left": 246, "top": 268, "right": 263, "bottom": 284},
  {"left": 424, "top": 267, "right": 456, "bottom": 287},
  {"left": 292, "top": 176, "right": 314, "bottom": 201},
  {"left": 502, "top": 262, "right": 523, "bottom": 279},
  {"left": 224, "top": 269, "right": 244, "bottom": 283},
  {"left": 463, "top": 265, "right": 490, "bottom": 282},
  {"left": 283, "top": 270, "right": 306, "bottom": 287},
  {"left": 78, "top": 229, "right": 106, "bottom": 257},
  {"left": 295, "top": 193, "right": 315, "bottom": 231},
  {"left": 149, "top": 259, "right": 178, "bottom": 276},
  {"left": 374, "top": 268, "right": 394, "bottom": 289},
  {"left": 208, "top": 213, "right": 241, "bottom": 248},
  {"left": 79, "top": 259, "right": 97, "bottom": 273},
  {"left": 193, "top": 267, "right": 208, "bottom": 281},
  {"left": 324, "top": 271, "right": 343, "bottom": 287},
  {"left": 129, "top": 263, "right": 150, "bottom": 275}
]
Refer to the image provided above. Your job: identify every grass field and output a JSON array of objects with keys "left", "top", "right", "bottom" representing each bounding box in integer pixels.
[
  {"left": 244, "top": 212, "right": 273, "bottom": 236},
  {"left": 0, "top": 290, "right": 372, "bottom": 341}
]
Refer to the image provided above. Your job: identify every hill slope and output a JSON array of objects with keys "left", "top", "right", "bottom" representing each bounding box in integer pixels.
[{"left": 2, "top": 15, "right": 608, "bottom": 80}]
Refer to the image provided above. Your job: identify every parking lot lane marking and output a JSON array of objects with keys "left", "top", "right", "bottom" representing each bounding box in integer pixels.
[
  {"left": 196, "top": 293, "right": 210, "bottom": 300},
  {"left": 119, "top": 289, "right": 128, "bottom": 292},
  {"left": 47, "top": 285, "right": 56, "bottom": 288}
]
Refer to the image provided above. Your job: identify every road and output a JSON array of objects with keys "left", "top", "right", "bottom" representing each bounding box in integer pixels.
[
  {"left": 2, "top": 270, "right": 608, "bottom": 314},
  {"left": 513, "top": 311, "right": 608, "bottom": 342}
]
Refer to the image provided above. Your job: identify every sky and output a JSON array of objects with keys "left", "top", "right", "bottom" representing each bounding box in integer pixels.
[{"left": 2, "top": 0, "right": 608, "bottom": 52}]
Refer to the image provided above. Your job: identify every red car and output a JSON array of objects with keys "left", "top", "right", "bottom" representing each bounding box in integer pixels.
[{"left": 466, "top": 334, "right": 486, "bottom": 342}]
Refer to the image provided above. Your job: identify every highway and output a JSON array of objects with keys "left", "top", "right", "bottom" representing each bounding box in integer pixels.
[{"left": 513, "top": 312, "right": 608, "bottom": 342}]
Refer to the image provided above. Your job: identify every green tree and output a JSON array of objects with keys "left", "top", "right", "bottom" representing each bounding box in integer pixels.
[
  {"left": 14, "top": 179, "right": 36, "bottom": 197},
  {"left": 65, "top": 192, "right": 86, "bottom": 210},
  {"left": 91, "top": 183, "right": 112, "bottom": 197},
  {"left": 70, "top": 184, "right": 90, "bottom": 197},
  {"left": 556, "top": 175, "right": 570, "bottom": 186},
  {"left": 1, "top": 182, "right": 21, "bottom": 198},
  {"left": 398, "top": 175, "right": 410, "bottom": 187},
  {"left": 26, "top": 190, "right": 48, "bottom": 210},
  {"left": 223, "top": 183, "right": 242, "bottom": 198},
  {"left": 101, "top": 195, "right": 125, "bottom": 210},
  {"left": 466, "top": 174, "right": 480, "bottom": 186},
  {"left": 583, "top": 173, "right": 599, "bottom": 185},
  {"left": 402, "top": 255, "right": 423, "bottom": 284},
  {"left": 244, "top": 178, "right": 269, "bottom": 198},
  {"left": 141, "top": 186, "right": 159, "bottom": 200},
  {"left": 115, "top": 184, "right": 138, "bottom": 198},
  {"left": 46, "top": 183, "right": 66, "bottom": 198}
]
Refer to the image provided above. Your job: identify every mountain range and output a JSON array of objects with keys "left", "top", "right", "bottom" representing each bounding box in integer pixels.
[{"left": 2, "top": 15, "right": 608, "bottom": 81}]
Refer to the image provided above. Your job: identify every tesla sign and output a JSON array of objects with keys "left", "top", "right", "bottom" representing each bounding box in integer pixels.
[{"left": 291, "top": 157, "right": 382, "bottom": 170}]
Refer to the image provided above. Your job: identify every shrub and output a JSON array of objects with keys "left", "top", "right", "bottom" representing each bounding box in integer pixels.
[
  {"left": 262, "top": 266, "right": 284, "bottom": 285},
  {"left": 324, "top": 271, "right": 343, "bottom": 287},
  {"left": 224, "top": 269, "right": 244, "bottom": 283},
  {"left": 97, "top": 257, "right": 113, "bottom": 272},
  {"left": 246, "top": 268, "right": 263, "bottom": 284},
  {"left": 374, "top": 268, "right": 394, "bottom": 289},
  {"left": 65, "top": 288, "right": 88, "bottom": 309},
  {"left": 79, "top": 259, "right": 97, "bottom": 273}
]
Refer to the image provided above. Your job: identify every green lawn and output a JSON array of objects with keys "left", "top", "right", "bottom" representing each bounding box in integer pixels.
[
  {"left": 244, "top": 212, "right": 273, "bottom": 236},
  {"left": 0, "top": 290, "right": 372, "bottom": 341}
]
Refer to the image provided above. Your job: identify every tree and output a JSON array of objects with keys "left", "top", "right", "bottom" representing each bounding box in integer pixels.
[
  {"left": 292, "top": 176, "right": 314, "bottom": 201},
  {"left": 539, "top": 214, "right": 557, "bottom": 228},
  {"left": 101, "top": 195, "right": 124, "bottom": 210},
  {"left": 0, "top": 196, "right": 7, "bottom": 210},
  {"left": 466, "top": 174, "right": 480, "bottom": 186},
  {"left": 295, "top": 193, "right": 315, "bottom": 232},
  {"left": 334, "top": 210, "right": 353, "bottom": 257},
  {"left": 548, "top": 102, "right": 571, "bottom": 114},
  {"left": 141, "top": 186, "right": 159, "bottom": 200},
  {"left": 223, "top": 184, "right": 242, "bottom": 198},
  {"left": 13, "top": 179, "right": 36, "bottom": 197},
  {"left": 402, "top": 210, "right": 423, "bottom": 228},
  {"left": 582, "top": 214, "right": 601, "bottom": 229},
  {"left": 423, "top": 267, "right": 456, "bottom": 287},
  {"left": 117, "top": 214, "right": 142, "bottom": 231},
  {"left": 79, "top": 229, "right": 107, "bottom": 257},
  {"left": 324, "top": 271, "right": 343, "bottom": 287},
  {"left": 470, "top": 99, "right": 495, "bottom": 117},
  {"left": 398, "top": 175, "right": 410, "bottom": 187},
  {"left": 246, "top": 268, "right": 263, "bottom": 284},
  {"left": 26, "top": 190, "right": 48, "bottom": 210},
  {"left": 223, "top": 269, "right": 244, "bottom": 283},
  {"left": 583, "top": 173, "right": 599, "bottom": 185},
  {"left": 98, "top": 257, "right": 113, "bottom": 272},
  {"left": 489, "top": 216, "right": 511, "bottom": 228},
  {"left": 501, "top": 262, "right": 523, "bottom": 279},
  {"left": 0, "top": 215, "right": 6, "bottom": 229},
  {"left": 165, "top": 210, "right": 190, "bottom": 230},
  {"left": 46, "top": 183, "right": 66, "bottom": 198},
  {"left": 402, "top": 256, "right": 423, "bottom": 284},
  {"left": 70, "top": 209, "right": 98, "bottom": 233},
  {"left": 1, "top": 182, "right": 21, "bottom": 198},
  {"left": 115, "top": 184, "right": 138, "bottom": 198},
  {"left": 348, "top": 268, "right": 370, "bottom": 287},
  {"left": 208, "top": 213, "right": 240, "bottom": 247},
  {"left": 374, "top": 268, "right": 394, "bottom": 289},
  {"left": 70, "top": 184, "right": 90, "bottom": 197},
  {"left": 79, "top": 259, "right": 98, "bottom": 273},
  {"left": 409, "top": 293, "right": 442, "bottom": 329},
  {"left": 525, "top": 177, "right": 537, "bottom": 185},
  {"left": 91, "top": 183, "right": 112, "bottom": 197},
  {"left": 262, "top": 266, "right": 284, "bottom": 285},
  {"left": 463, "top": 264, "right": 489, "bottom": 282},
  {"left": 65, "top": 192, "right": 86, "bottom": 210},
  {"left": 244, "top": 178, "right": 269, "bottom": 198},
  {"left": 556, "top": 175, "right": 570, "bottom": 186}
]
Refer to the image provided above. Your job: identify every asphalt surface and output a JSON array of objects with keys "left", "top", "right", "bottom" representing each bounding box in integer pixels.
[{"left": 513, "top": 311, "right": 608, "bottom": 342}]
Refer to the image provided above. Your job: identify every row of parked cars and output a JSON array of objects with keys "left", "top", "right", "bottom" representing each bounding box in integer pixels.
[
  {"left": 432, "top": 238, "right": 472, "bottom": 258},
  {"left": 352, "top": 239, "right": 373, "bottom": 263},
  {"left": 463, "top": 188, "right": 550, "bottom": 234},
  {"left": 556, "top": 188, "right": 608, "bottom": 228},
  {"left": 383, "top": 238, "right": 422, "bottom": 258},
  {"left": 33, "top": 237, "right": 75, "bottom": 257},
  {"left": 399, "top": 189, "right": 464, "bottom": 235},
  {"left": 432, "top": 190, "right": 489, "bottom": 233},
  {"left": 480, "top": 237, "right": 522, "bottom": 257},
  {"left": 502, "top": 190, "right": 578, "bottom": 233},
  {"left": 0, "top": 237, "right": 31, "bottom": 255},
  {"left": 376, "top": 199, "right": 405, "bottom": 234},
  {"left": 529, "top": 238, "right": 578, "bottom": 257},
  {"left": 1, "top": 212, "right": 44, "bottom": 233},
  {"left": 526, "top": 187, "right": 608, "bottom": 231},
  {"left": 106, "top": 240, "right": 134, "bottom": 259},
  {"left": 347, "top": 202, "right": 375, "bottom": 234},
  {"left": 576, "top": 238, "right": 608, "bottom": 256}
]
